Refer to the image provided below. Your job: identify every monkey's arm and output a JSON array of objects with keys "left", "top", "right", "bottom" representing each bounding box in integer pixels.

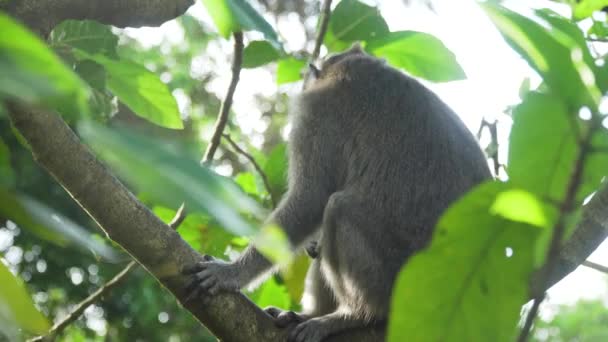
[{"left": 184, "top": 118, "right": 336, "bottom": 296}]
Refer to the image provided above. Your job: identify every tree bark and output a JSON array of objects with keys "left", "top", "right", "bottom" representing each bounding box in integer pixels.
[{"left": 1, "top": 0, "right": 193, "bottom": 37}]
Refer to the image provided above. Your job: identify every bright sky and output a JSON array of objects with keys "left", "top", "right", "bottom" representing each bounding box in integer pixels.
[{"left": 123, "top": 0, "right": 608, "bottom": 313}]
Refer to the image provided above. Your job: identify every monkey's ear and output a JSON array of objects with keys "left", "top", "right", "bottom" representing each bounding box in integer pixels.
[{"left": 309, "top": 63, "right": 320, "bottom": 79}]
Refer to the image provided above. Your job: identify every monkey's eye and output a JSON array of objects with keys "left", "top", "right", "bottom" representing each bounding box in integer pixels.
[{"left": 308, "top": 63, "right": 320, "bottom": 80}]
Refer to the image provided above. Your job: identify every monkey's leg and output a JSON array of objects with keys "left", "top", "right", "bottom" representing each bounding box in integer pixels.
[{"left": 265, "top": 258, "right": 337, "bottom": 328}]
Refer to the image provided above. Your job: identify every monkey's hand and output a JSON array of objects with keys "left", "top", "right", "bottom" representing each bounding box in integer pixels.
[
  {"left": 182, "top": 255, "right": 241, "bottom": 301},
  {"left": 305, "top": 240, "right": 320, "bottom": 259}
]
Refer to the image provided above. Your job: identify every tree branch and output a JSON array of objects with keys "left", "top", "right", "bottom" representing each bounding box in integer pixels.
[
  {"left": 222, "top": 133, "right": 277, "bottom": 208},
  {"left": 203, "top": 32, "right": 244, "bottom": 164},
  {"left": 303, "top": 0, "right": 333, "bottom": 85},
  {"left": 582, "top": 260, "right": 608, "bottom": 274},
  {"left": 1, "top": 0, "right": 194, "bottom": 37}
]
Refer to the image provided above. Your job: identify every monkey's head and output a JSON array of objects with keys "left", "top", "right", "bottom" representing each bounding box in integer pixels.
[{"left": 305, "top": 43, "right": 387, "bottom": 89}]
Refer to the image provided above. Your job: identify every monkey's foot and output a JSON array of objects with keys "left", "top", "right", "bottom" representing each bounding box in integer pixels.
[
  {"left": 182, "top": 255, "right": 240, "bottom": 301},
  {"left": 288, "top": 316, "right": 332, "bottom": 342},
  {"left": 264, "top": 307, "right": 308, "bottom": 328}
]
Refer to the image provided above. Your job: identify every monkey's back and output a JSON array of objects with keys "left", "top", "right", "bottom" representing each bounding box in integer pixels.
[{"left": 298, "top": 55, "right": 491, "bottom": 257}]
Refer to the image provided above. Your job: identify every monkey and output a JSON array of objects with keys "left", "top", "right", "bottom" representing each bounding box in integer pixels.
[{"left": 183, "top": 44, "right": 492, "bottom": 341}]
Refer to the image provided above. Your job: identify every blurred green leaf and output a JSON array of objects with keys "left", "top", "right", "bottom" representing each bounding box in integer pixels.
[
  {"left": 253, "top": 224, "right": 291, "bottom": 265},
  {"left": 76, "top": 51, "right": 183, "bottom": 129},
  {"left": 235, "top": 172, "right": 261, "bottom": 197},
  {"left": 79, "top": 122, "right": 263, "bottom": 236},
  {"left": 262, "top": 143, "right": 287, "bottom": 199},
  {"left": 0, "top": 137, "right": 15, "bottom": 188},
  {"left": 280, "top": 253, "right": 310, "bottom": 303},
  {"left": 0, "top": 189, "right": 122, "bottom": 260},
  {"left": 202, "top": 0, "right": 280, "bottom": 48},
  {"left": 328, "top": 0, "right": 389, "bottom": 45},
  {"left": 367, "top": 31, "right": 466, "bottom": 82},
  {"left": 154, "top": 207, "right": 235, "bottom": 255},
  {"left": 573, "top": 0, "right": 608, "bottom": 19},
  {"left": 0, "top": 13, "right": 89, "bottom": 117},
  {"left": 242, "top": 40, "right": 280, "bottom": 68},
  {"left": 0, "top": 261, "right": 50, "bottom": 336},
  {"left": 388, "top": 181, "right": 539, "bottom": 342},
  {"left": 247, "top": 276, "right": 291, "bottom": 309},
  {"left": 481, "top": 3, "right": 600, "bottom": 108},
  {"left": 49, "top": 20, "right": 119, "bottom": 58},
  {"left": 277, "top": 57, "right": 306, "bottom": 84}
]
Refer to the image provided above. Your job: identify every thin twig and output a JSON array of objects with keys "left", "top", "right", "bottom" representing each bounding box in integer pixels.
[
  {"left": 517, "top": 120, "right": 599, "bottom": 342},
  {"left": 303, "top": 0, "right": 333, "bottom": 86},
  {"left": 582, "top": 260, "right": 608, "bottom": 274},
  {"left": 476, "top": 118, "right": 500, "bottom": 177},
  {"left": 28, "top": 206, "right": 186, "bottom": 342},
  {"left": 222, "top": 133, "right": 277, "bottom": 208},
  {"left": 203, "top": 32, "right": 244, "bottom": 164}
]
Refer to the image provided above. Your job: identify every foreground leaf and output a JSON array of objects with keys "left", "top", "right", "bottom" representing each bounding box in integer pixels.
[
  {"left": 79, "top": 122, "right": 263, "bottom": 236},
  {"left": 0, "top": 13, "right": 88, "bottom": 117},
  {"left": 0, "top": 261, "right": 50, "bottom": 337},
  {"left": 277, "top": 57, "right": 306, "bottom": 84},
  {"left": 388, "top": 181, "right": 540, "bottom": 342}
]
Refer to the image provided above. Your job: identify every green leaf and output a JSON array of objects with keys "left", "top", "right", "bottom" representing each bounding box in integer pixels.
[
  {"left": 329, "top": 0, "right": 389, "bottom": 43},
  {"left": 154, "top": 207, "right": 235, "bottom": 255},
  {"left": 388, "top": 181, "right": 539, "bottom": 342},
  {"left": 481, "top": 3, "right": 600, "bottom": 108},
  {"left": 0, "top": 189, "right": 123, "bottom": 260},
  {"left": 508, "top": 92, "right": 606, "bottom": 202},
  {"left": 588, "top": 20, "right": 608, "bottom": 39},
  {"left": 262, "top": 143, "right": 288, "bottom": 199},
  {"left": 78, "top": 122, "right": 264, "bottom": 237},
  {"left": 247, "top": 276, "right": 291, "bottom": 309},
  {"left": 573, "top": 0, "right": 608, "bottom": 19},
  {"left": 77, "top": 52, "right": 183, "bottom": 129},
  {"left": 49, "top": 20, "right": 119, "bottom": 58},
  {"left": 202, "top": 0, "right": 280, "bottom": 48},
  {"left": 74, "top": 60, "right": 106, "bottom": 90},
  {"left": 0, "top": 13, "right": 89, "bottom": 117},
  {"left": 281, "top": 253, "right": 311, "bottom": 303},
  {"left": 0, "top": 261, "right": 50, "bottom": 336},
  {"left": 242, "top": 40, "right": 281, "bottom": 68},
  {"left": 367, "top": 31, "right": 466, "bottom": 82},
  {"left": 0, "top": 137, "right": 15, "bottom": 188},
  {"left": 277, "top": 57, "right": 306, "bottom": 84}
]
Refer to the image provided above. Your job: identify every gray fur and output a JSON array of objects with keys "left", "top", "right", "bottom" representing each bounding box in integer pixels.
[{"left": 184, "top": 46, "right": 491, "bottom": 341}]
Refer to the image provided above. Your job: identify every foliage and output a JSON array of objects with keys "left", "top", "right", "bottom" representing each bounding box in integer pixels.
[
  {"left": 533, "top": 296, "right": 608, "bottom": 341},
  {"left": 1, "top": 0, "right": 608, "bottom": 341}
]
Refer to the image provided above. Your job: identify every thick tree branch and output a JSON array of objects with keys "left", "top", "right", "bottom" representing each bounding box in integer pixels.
[
  {"left": 1, "top": 0, "right": 194, "bottom": 37},
  {"left": 203, "top": 32, "right": 244, "bottom": 164}
]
